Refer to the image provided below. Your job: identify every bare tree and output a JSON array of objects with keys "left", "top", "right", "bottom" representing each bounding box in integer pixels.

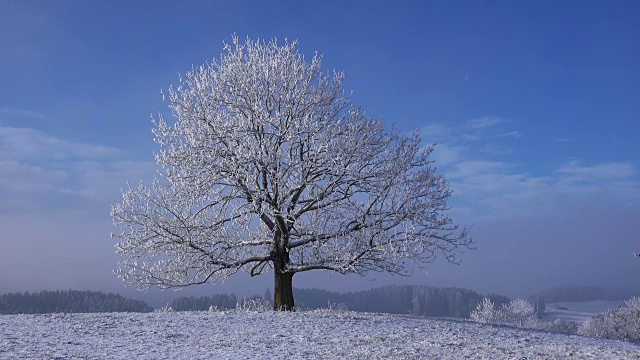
[{"left": 111, "top": 35, "right": 472, "bottom": 310}]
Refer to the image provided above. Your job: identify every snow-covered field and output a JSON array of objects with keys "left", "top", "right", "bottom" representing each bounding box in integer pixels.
[
  {"left": 1, "top": 310, "right": 639, "bottom": 359},
  {"left": 542, "top": 300, "right": 626, "bottom": 323}
]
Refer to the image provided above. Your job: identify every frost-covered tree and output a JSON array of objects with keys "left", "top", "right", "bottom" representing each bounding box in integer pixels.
[
  {"left": 111, "top": 35, "right": 471, "bottom": 310},
  {"left": 471, "top": 298, "right": 538, "bottom": 329},
  {"left": 498, "top": 298, "right": 538, "bottom": 327},
  {"left": 470, "top": 297, "right": 497, "bottom": 324}
]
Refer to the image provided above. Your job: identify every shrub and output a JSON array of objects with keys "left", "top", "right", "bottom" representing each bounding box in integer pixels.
[
  {"left": 470, "top": 297, "right": 497, "bottom": 324},
  {"left": 578, "top": 296, "right": 640, "bottom": 343},
  {"left": 236, "top": 297, "right": 272, "bottom": 312},
  {"left": 470, "top": 297, "right": 539, "bottom": 329},
  {"left": 544, "top": 319, "right": 578, "bottom": 334},
  {"left": 497, "top": 298, "right": 538, "bottom": 328}
]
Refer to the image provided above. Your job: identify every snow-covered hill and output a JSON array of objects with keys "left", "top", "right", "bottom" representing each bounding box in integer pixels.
[{"left": 1, "top": 310, "right": 639, "bottom": 359}]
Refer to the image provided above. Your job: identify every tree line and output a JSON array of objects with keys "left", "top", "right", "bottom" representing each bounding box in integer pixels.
[
  {"left": 0, "top": 290, "right": 153, "bottom": 314},
  {"left": 292, "top": 285, "right": 510, "bottom": 318}
]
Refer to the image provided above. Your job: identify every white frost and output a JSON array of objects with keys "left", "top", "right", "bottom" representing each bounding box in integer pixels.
[{"left": 1, "top": 311, "right": 639, "bottom": 359}]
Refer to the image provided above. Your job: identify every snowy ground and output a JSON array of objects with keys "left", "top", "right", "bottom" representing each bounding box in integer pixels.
[
  {"left": 542, "top": 300, "right": 626, "bottom": 323},
  {"left": 1, "top": 310, "right": 639, "bottom": 359}
]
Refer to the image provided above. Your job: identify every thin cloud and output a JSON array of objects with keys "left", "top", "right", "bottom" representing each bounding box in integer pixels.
[
  {"left": 78, "top": 160, "right": 157, "bottom": 201},
  {"left": 554, "top": 160, "right": 640, "bottom": 201},
  {"left": 420, "top": 116, "right": 505, "bottom": 143},
  {"left": 0, "top": 126, "right": 154, "bottom": 216},
  {"left": 421, "top": 123, "right": 456, "bottom": 143},
  {"left": 0, "top": 160, "right": 67, "bottom": 191},
  {"left": 0, "top": 160, "right": 72, "bottom": 213},
  {"left": 421, "top": 116, "right": 518, "bottom": 163},
  {"left": 0, "top": 108, "right": 48, "bottom": 120},
  {"left": 499, "top": 131, "right": 522, "bottom": 139},
  {"left": 463, "top": 116, "right": 502, "bottom": 130},
  {"left": 423, "top": 116, "right": 513, "bottom": 143},
  {"left": 447, "top": 160, "right": 514, "bottom": 178},
  {"left": 466, "top": 161, "right": 636, "bottom": 217},
  {"left": 556, "top": 160, "right": 637, "bottom": 181},
  {"left": 0, "top": 126, "right": 123, "bottom": 161},
  {"left": 0, "top": 159, "right": 156, "bottom": 216},
  {"left": 429, "top": 143, "right": 466, "bottom": 167},
  {"left": 422, "top": 117, "right": 639, "bottom": 220}
]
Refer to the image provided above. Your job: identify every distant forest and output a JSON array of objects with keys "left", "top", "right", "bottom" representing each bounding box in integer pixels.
[
  {"left": 0, "top": 290, "right": 153, "bottom": 314},
  {"left": 293, "top": 285, "right": 510, "bottom": 318}
]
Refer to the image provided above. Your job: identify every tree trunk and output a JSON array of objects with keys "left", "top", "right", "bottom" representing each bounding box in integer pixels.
[
  {"left": 273, "top": 266, "right": 294, "bottom": 311},
  {"left": 272, "top": 217, "right": 295, "bottom": 311}
]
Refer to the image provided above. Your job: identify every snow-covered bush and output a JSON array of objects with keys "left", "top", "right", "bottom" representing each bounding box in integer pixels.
[
  {"left": 542, "top": 319, "right": 578, "bottom": 335},
  {"left": 498, "top": 298, "right": 538, "bottom": 328},
  {"left": 578, "top": 296, "right": 640, "bottom": 343},
  {"left": 470, "top": 297, "right": 539, "bottom": 329},
  {"left": 154, "top": 305, "right": 174, "bottom": 313},
  {"left": 236, "top": 297, "right": 272, "bottom": 312},
  {"left": 326, "top": 302, "right": 349, "bottom": 312},
  {"left": 470, "top": 297, "right": 497, "bottom": 324}
]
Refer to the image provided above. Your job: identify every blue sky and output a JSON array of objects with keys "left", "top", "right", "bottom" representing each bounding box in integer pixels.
[{"left": 1, "top": 0, "right": 639, "bottom": 303}]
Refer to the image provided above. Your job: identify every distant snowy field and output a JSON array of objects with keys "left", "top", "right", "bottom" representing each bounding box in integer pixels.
[
  {"left": 2, "top": 310, "right": 639, "bottom": 359},
  {"left": 542, "top": 300, "right": 627, "bottom": 323}
]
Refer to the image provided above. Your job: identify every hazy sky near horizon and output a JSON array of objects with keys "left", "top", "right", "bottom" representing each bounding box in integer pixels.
[{"left": 1, "top": 0, "right": 639, "bottom": 301}]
